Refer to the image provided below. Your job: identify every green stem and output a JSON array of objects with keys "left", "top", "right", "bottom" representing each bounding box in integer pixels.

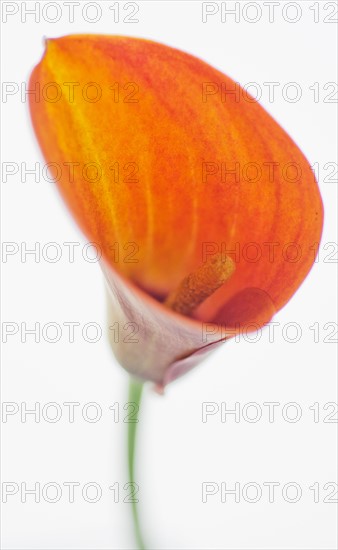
[{"left": 128, "top": 377, "right": 146, "bottom": 550}]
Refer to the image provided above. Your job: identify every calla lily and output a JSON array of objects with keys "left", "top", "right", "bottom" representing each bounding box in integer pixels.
[{"left": 29, "top": 34, "right": 323, "bottom": 387}]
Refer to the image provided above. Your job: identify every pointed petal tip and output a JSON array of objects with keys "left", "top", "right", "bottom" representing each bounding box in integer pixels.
[
  {"left": 42, "top": 36, "right": 53, "bottom": 50},
  {"left": 37, "top": 36, "right": 55, "bottom": 66}
]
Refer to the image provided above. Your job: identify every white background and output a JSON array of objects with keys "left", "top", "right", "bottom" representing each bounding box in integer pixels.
[{"left": 1, "top": 1, "right": 337, "bottom": 549}]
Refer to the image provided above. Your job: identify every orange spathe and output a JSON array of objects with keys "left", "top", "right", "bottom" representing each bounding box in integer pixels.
[{"left": 29, "top": 35, "right": 323, "bottom": 384}]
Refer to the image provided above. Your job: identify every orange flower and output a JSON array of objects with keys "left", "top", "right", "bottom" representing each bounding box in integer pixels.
[{"left": 29, "top": 35, "right": 323, "bottom": 386}]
